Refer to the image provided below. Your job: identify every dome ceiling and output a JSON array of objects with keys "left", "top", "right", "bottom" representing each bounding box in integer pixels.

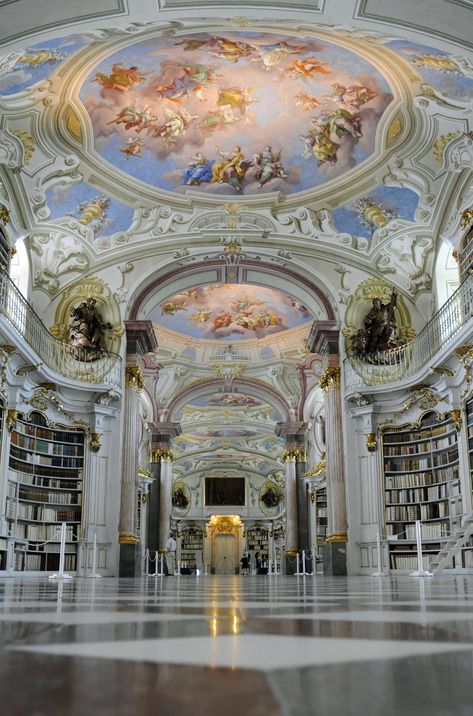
[
  {"left": 78, "top": 30, "right": 393, "bottom": 197},
  {"left": 149, "top": 283, "right": 314, "bottom": 341}
]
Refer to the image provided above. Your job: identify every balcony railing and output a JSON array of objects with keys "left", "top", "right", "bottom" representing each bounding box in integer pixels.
[
  {"left": 344, "top": 271, "right": 473, "bottom": 392},
  {"left": 0, "top": 269, "right": 122, "bottom": 387}
]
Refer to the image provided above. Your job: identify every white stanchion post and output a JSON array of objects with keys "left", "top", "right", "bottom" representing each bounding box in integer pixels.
[
  {"left": 372, "top": 531, "right": 387, "bottom": 577},
  {"left": 49, "top": 522, "right": 73, "bottom": 580},
  {"left": 152, "top": 551, "right": 159, "bottom": 577},
  {"left": 410, "top": 520, "right": 433, "bottom": 577},
  {"left": 89, "top": 533, "right": 102, "bottom": 579},
  {"left": 145, "top": 549, "right": 149, "bottom": 577},
  {"left": 295, "top": 552, "right": 302, "bottom": 576},
  {"left": 204, "top": 563, "right": 208, "bottom": 575},
  {"left": 160, "top": 553, "right": 164, "bottom": 576},
  {"left": 302, "top": 550, "right": 306, "bottom": 576}
]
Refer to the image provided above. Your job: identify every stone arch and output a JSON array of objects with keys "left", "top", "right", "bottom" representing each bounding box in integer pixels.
[
  {"left": 127, "top": 255, "right": 337, "bottom": 323},
  {"left": 166, "top": 376, "right": 292, "bottom": 423}
]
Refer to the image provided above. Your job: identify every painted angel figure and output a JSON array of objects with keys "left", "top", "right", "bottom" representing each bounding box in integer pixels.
[
  {"left": 325, "top": 82, "right": 377, "bottom": 109},
  {"left": 217, "top": 86, "right": 259, "bottom": 122},
  {"left": 93, "top": 63, "right": 151, "bottom": 91},
  {"left": 106, "top": 103, "right": 156, "bottom": 132},
  {"left": 211, "top": 144, "right": 251, "bottom": 191},
  {"left": 183, "top": 152, "right": 213, "bottom": 185},
  {"left": 250, "top": 40, "right": 307, "bottom": 70},
  {"left": 280, "top": 57, "right": 331, "bottom": 81},
  {"left": 252, "top": 145, "right": 288, "bottom": 188},
  {"left": 120, "top": 136, "right": 145, "bottom": 160}
]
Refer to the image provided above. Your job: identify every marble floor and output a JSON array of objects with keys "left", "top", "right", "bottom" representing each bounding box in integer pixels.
[{"left": 1, "top": 575, "right": 473, "bottom": 715}]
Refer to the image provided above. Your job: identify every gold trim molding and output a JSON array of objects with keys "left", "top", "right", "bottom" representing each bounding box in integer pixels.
[
  {"left": 450, "top": 409, "right": 462, "bottom": 432},
  {"left": 460, "top": 208, "right": 473, "bottom": 229},
  {"left": 319, "top": 366, "right": 340, "bottom": 395},
  {"left": 89, "top": 432, "right": 102, "bottom": 453},
  {"left": 365, "top": 433, "right": 377, "bottom": 453},
  {"left": 119, "top": 533, "right": 140, "bottom": 544},
  {"left": 304, "top": 450, "right": 326, "bottom": 476},
  {"left": 6, "top": 409, "right": 18, "bottom": 431},
  {"left": 149, "top": 448, "right": 174, "bottom": 463},
  {"left": 282, "top": 448, "right": 306, "bottom": 463},
  {"left": 125, "top": 366, "right": 145, "bottom": 393},
  {"left": 0, "top": 205, "right": 10, "bottom": 225},
  {"left": 326, "top": 532, "right": 348, "bottom": 543}
]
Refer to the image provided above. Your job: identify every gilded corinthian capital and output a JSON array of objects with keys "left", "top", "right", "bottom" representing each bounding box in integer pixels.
[
  {"left": 125, "top": 366, "right": 145, "bottom": 393},
  {"left": 318, "top": 366, "right": 341, "bottom": 395}
]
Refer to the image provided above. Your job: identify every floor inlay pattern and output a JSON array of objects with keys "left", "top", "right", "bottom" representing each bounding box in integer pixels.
[{"left": 2, "top": 575, "right": 473, "bottom": 715}]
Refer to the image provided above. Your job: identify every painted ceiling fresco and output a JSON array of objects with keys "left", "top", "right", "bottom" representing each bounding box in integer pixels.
[
  {"left": 79, "top": 31, "right": 393, "bottom": 196},
  {"left": 0, "top": 35, "right": 92, "bottom": 96},
  {"left": 386, "top": 40, "right": 473, "bottom": 100},
  {"left": 332, "top": 185, "right": 419, "bottom": 239},
  {"left": 188, "top": 393, "right": 264, "bottom": 407},
  {"left": 150, "top": 283, "right": 314, "bottom": 340},
  {"left": 46, "top": 182, "right": 134, "bottom": 238}
]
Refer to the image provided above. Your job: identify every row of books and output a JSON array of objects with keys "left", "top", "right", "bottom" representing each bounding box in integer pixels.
[
  {"left": 384, "top": 435, "right": 456, "bottom": 456},
  {"left": 11, "top": 473, "right": 82, "bottom": 490},
  {"left": 22, "top": 554, "right": 77, "bottom": 571},
  {"left": 16, "top": 424, "right": 84, "bottom": 443},
  {"left": 383, "top": 425, "right": 450, "bottom": 443},
  {"left": 385, "top": 470, "right": 456, "bottom": 489},
  {"left": 386, "top": 484, "right": 449, "bottom": 503},
  {"left": 12, "top": 523, "right": 79, "bottom": 541},
  {"left": 387, "top": 522, "right": 449, "bottom": 539},
  {"left": 17, "top": 489, "right": 81, "bottom": 505},
  {"left": 386, "top": 502, "right": 449, "bottom": 522},
  {"left": 11, "top": 433, "right": 84, "bottom": 455},
  {"left": 11, "top": 502, "right": 80, "bottom": 522},
  {"left": 390, "top": 554, "right": 432, "bottom": 570}
]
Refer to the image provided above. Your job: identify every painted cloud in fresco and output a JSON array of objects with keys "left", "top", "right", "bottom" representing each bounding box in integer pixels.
[
  {"left": 0, "top": 35, "right": 92, "bottom": 96},
  {"left": 79, "top": 31, "right": 393, "bottom": 196},
  {"left": 332, "top": 185, "right": 419, "bottom": 239},
  {"left": 189, "top": 393, "right": 264, "bottom": 408},
  {"left": 386, "top": 40, "right": 473, "bottom": 100},
  {"left": 150, "top": 284, "right": 314, "bottom": 340},
  {"left": 46, "top": 182, "right": 135, "bottom": 239},
  {"left": 187, "top": 427, "right": 259, "bottom": 438}
]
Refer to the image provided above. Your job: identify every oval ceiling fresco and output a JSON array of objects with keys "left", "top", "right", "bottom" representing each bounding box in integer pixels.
[
  {"left": 149, "top": 283, "right": 314, "bottom": 340},
  {"left": 79, "top": 31, "right": 394, "bottom": 196}
]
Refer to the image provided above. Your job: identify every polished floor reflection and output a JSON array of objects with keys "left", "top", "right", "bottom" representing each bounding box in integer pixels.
[{"left": 1, "top": 574, "right": 473, "bottom": 715}]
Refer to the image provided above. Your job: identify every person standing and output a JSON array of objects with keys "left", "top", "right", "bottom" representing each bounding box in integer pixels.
[{"left": 166, "top": 532, "right": 177, "bottom": 576}]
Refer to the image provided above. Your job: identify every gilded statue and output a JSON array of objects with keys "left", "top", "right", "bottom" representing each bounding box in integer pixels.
[
  {"left": 68, "top": 298, "right": 112, "bottom": 360},
  {"left": 351, "top": 290, "right": 402, "bottom": 356}
]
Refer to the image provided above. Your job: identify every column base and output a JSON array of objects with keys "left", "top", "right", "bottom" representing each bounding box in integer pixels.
[
  {"left": 119, "top": 543, "right": 141, "bottom": 577},
  {"left": 283, "top": 551, "right": 299, "bottom": 575},
  {"left": 322, "top": 542, "right": 347, "bottom": 576}
]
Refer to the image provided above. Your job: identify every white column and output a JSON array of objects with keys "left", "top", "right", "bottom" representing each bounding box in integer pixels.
[
  {"left": 159, "top": 457, "right": 172, "bottom": 552},
  {"left": 118, "top": 377, "right": 141, "bottom": 543},
  {"left": 321, "top": 366, "right": 348, "bottom": 542}
]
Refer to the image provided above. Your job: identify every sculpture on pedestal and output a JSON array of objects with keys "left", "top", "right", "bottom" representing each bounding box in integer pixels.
[
  {"left": 68, "top": 297, "right": 112, "bottom": 360},
  {"left": 350, "top": 290, "right": 403, "bottom": 356}
]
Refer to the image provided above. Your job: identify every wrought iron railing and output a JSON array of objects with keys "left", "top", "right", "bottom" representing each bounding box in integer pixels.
[
  {"left": 344, "top": 271, "right": 473, "bottom": 391},
  {"left": 0, "top": 268, "right": 122, "bottom": 387}
]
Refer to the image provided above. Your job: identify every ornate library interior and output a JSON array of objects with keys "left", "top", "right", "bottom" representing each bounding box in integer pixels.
[{"left": 1, "top": 1, "right": 473, "bottom": 714}]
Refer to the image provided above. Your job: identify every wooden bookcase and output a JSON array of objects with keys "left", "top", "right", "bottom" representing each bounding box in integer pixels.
[
  {"left": 382, "top": 411, "right": 461, "bottom": 572},
  {"left": 180, "top": 525, "right": 203, "bottom": 570},
  {"left": 6, "top": 411, "right": 85, "bottom": 572},
  {"left": 314, "top": 485, "right": 327, "bottom": 564},
  {"left": 0, "top": 401, "right": 6, "bottom": 571},
  {"left": 246, "top": 525, "right": 269, "bottom": 563}
]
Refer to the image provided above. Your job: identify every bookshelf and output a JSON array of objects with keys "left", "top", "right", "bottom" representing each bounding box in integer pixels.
[
  {"left": 0, "top": 401, "right": 6, "bottom": 570},
  {"left": 314, "top": 486, "right": 327, "bottom": 564},
  {"left": 382, "top": 411, "right": 462, "bottom": 572},
  {"left": 180, "top": 525, "right": 203, "bottom": 570},
  {"left": 5, "top": 411, "right": 85, "bottom": 572},
  {"left": 246, "top": 525, "right": 269, "bottom": 563}
]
